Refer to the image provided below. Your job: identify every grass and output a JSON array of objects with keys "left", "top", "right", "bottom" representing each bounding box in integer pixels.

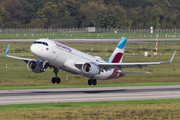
[
  {"left": 1, "top": 99, "right": 180, "bottom": 111},
  {"left": 0, "top": 42, "right": 180, "bottom": 89},
  {"left": 0, "top": 32, "right": 180, "bottom": 39},
  {"left": 1, "top": 82, "right": 180, "bottom": 90},
  {"left": 1, "top": 99, "right": 180, "bottom": 119}
]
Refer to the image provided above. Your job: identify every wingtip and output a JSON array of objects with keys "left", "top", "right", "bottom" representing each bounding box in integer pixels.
[
  {"left": 5, "top": 44, "right": 10, "bottom": 55},
  {"left": 168, "top": 51, "right": 176, "bottom": 63}
]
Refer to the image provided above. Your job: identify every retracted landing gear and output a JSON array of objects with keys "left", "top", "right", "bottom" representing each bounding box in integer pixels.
[
  {"left": 52, "top": 67, "right": 61, "bottom": 84},
  {"left": 88, "top": 79, "right": 97, "bottom": 86}
]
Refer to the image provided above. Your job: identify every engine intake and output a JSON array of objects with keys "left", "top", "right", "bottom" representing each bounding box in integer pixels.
[
  {"left": 27, "top": 60, "right": 43, "bottom": 73},
  {"left": 82, "top": 62, "right": 99, "bottom": 76}
]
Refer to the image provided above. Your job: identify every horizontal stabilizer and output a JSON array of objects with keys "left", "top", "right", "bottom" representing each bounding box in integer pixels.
[{"left": 119, "top": 71, "right": 151, "bottom": 74}]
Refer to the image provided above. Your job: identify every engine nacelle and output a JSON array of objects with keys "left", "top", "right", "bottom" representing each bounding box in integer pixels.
[
  {"left": 27, "top": 60, "right": 43, "bottom": 73},
  {"left": 82, "top": 62, "right": 100, "bottom": 76}
]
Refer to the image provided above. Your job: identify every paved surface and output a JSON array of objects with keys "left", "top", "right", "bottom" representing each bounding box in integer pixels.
[
  {"left": 0, "top": 38, "right": 179, "bottom": 44},
  {"left": 1, "top": 85, "right": 180, "bottom": 105}
]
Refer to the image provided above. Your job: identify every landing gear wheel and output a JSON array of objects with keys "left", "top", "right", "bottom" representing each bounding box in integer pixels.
[
  {"left": 52, "top": 77, "right": 56, "bottom": 84},
  {"left": 88, "top": 79, "right": 92, "bottom": 85},
  {"left": 57, "top": 78, "right": 61, "bottom": 84},
  {"left": 92, "top": 79, "right": 97, "bottom": 86},
  {"left": 52, "top": 67, "right": 60, "bottom": 84}
]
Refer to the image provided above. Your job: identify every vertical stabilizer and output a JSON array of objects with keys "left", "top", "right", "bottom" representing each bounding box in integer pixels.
[{"left": 107, "top": 37, "right": 127, "bottom": 63}]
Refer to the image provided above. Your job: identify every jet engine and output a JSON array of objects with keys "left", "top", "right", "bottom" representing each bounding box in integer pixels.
[
  {"left": 82, "top": 62, "right": 100, "bottom": 76},
  {"left": 27, "top": 60, "right": 43, "bottom": 73}
]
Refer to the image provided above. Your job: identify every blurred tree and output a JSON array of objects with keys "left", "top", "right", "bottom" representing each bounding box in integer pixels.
[
  {"left": 27, "top": 0, "right": 45, "bottom": 12},
  {"left": 143, "top": 6, "right": 153, "bottom": 28},
  {"left": 57, "top": 0, "right": 81, "bottom": 27},
  {"left": 113, "top": 5, "right": 127, "bottom": 28},
  {"left": 27, "top": 19, "right": 45, "bottom": 28},
  {"left": 4, "top": 21, "right": 24, "bottom": 28},
  {"left": 153, "top": 5, "right": 163, "bottom": 29},
  {"left": 37, "top": 2, "right": 59, "bottom": 28},
  {"left": 0, "top": 0, "right": 178, "bottom": 28},
  {"left": 79, "top": 2, "right": 108, "bottom": 27},
  {"left": 129, "top": 7, "right": 145, "bottom": 28},
  {"left": 0, "top": 5, "right": 9, "bottom": 28},
  {"left": 1, "top": 0, "right": 26, "bottom": 27},
  {"left": 20, "top": 0, "right": 36, "bottom": 24}
]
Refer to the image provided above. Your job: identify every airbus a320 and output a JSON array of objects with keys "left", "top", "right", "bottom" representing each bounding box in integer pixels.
[{"left": 5, "top": 37, "right": 176, "bottom": 85}]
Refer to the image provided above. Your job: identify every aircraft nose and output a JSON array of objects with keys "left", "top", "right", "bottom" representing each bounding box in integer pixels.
[
  {"left": 30, "top": 44, "right": 44, "bottom": 59},
  {"left": 30, "top": 44, "right": 37, "bottom": 55}
]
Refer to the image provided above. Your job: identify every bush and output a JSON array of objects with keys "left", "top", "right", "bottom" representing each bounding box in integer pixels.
[{"left": 14, "top": 48, "right": 21, "bottom": 53}]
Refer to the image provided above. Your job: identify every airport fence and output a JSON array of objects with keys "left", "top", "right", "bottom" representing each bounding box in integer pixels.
[{"left": 0, "top": 28, "right": 179, "bottom": 33}]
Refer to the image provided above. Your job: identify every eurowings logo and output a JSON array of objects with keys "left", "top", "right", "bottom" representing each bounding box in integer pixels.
[
  {"left": 46, "top": 48, "right": 49, "bottom": 51},
  {"left": 55, "top": 42, "right": 72, "bottom": 53}
]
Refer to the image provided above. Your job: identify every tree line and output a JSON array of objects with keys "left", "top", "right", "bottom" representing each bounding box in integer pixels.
[{"left": 0, "top": 0, "right": 179, "bottom": 29}]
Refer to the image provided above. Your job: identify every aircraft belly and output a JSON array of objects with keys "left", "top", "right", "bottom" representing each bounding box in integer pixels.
[
  {"left": 93, "top": 69, "right": 125, "bottom": 80},
  {"left": 93, "top": 70, "right": 114, "bottom": 80}
]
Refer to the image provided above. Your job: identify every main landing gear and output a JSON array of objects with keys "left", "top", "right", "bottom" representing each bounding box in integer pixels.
[
  {"left": 88, "top": 79, "right": 97, "bottom": 86},
  {"left": 52, "top": 67, "right": 61, "bottom": 84},
  {"left": 40, "top": 61, "right": 60, "bottom": 84}
]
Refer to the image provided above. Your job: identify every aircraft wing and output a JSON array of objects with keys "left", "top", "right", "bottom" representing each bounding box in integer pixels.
[
  {"left": 98, "top": 51, "right": 176, "bottom": 70},
  {"left": 75, "top": 51, "right": 176, "bottom": 70},
  {"left": 5, "top": 44, "right": 34, "bottom": 64}
]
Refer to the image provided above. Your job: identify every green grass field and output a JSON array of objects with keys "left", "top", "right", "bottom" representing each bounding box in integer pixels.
[
  {"left": 0, "top": 42, "right": 179, "bottom": 89},
  {"left": 0, "top": 32, "right": 180, "bottom": 39},
  {"left": 1, "top": 99, "right": 180, "bottom": 119}
]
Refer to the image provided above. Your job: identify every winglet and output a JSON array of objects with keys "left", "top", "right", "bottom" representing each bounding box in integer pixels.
[
  {"left": 5, "top": 44, "right": 10, "bottom": 55},
  {"left": 169, "top": 51, "right": 176, "bottom": 63}
]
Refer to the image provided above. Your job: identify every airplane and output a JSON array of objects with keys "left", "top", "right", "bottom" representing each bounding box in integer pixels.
[{"left": 5, "top": 37, "right": 176, "bottom": 86}]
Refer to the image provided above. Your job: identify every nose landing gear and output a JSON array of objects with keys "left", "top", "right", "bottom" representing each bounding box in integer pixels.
[{"left": 52, "top": 67, "right": 61, "bottom": 84}]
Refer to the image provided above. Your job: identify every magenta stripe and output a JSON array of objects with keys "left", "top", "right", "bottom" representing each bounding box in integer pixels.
[
  {"left": 111, "top": 53, "right": 123, "bottom": 63},
  {"left": 107, "top": 68, "right": 125, "bottom": 79},
  {"left": 107, "top": 69, "right": 118, "bottom": 79}
]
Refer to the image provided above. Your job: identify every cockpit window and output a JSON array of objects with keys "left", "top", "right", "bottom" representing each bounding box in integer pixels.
[{"left": 33, "top": 41, "right": 48, "bottom": 46}]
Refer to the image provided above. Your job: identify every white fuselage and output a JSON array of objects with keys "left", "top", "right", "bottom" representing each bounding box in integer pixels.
[{"left": 30, "top": 39, "right": 125, "bottom": 80}]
